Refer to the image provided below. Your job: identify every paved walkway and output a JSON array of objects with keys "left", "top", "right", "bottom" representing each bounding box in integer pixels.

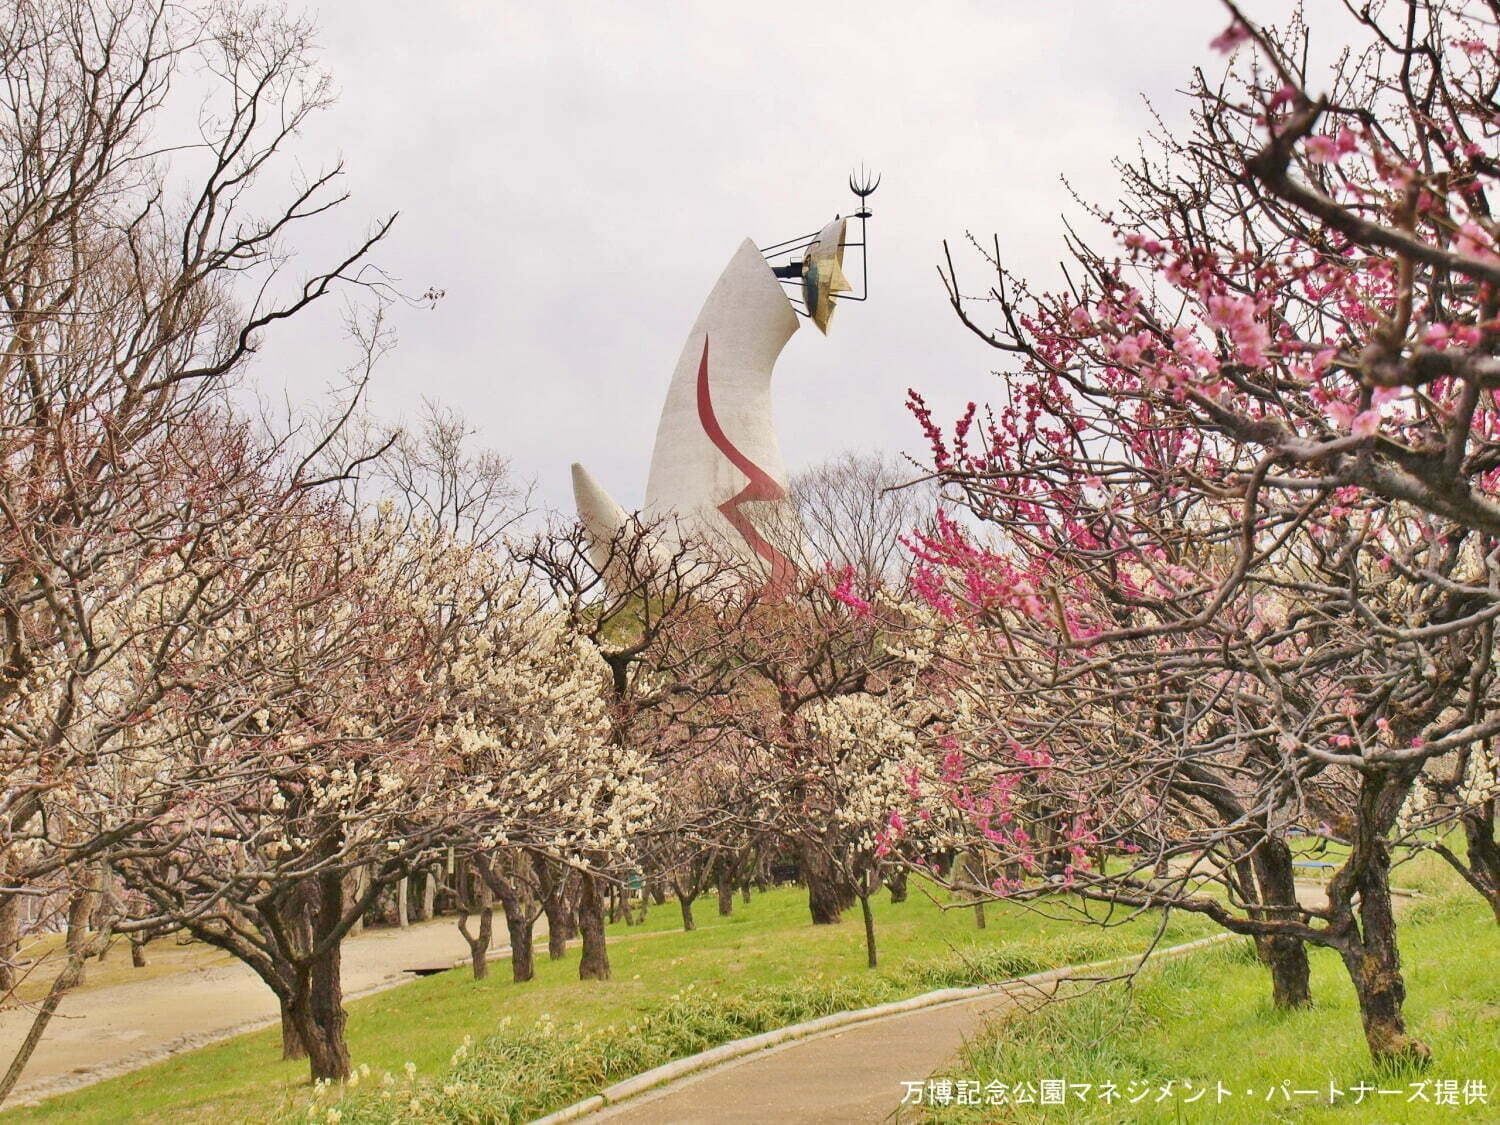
[
  {"left": 590, "top": 987, "right": 1021, "bottom": 1124},
  {"left": 589, "top": 883, "right": 1341, "bottom": 1124},
  {"left": 0, "top": 916, "right": 499, "bottom": 1106}
]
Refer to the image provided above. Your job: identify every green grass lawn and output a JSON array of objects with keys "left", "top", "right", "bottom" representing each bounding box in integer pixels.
[
  {"left": 5, "top": 884, "right": 1209, "bottom": 1124},
  {"left": 927, "top": 857, "right": 1498, "bottom": 1124}
]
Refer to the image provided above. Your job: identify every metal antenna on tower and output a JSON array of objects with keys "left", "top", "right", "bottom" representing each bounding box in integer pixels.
[
  {"left": 757, "top": 168, "right": 880, "bottom": 328},
  {"left": 841, "top": 164, "right": 880, "bottom": 302}
]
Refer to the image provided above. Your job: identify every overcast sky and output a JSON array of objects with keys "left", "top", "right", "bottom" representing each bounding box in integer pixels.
[{"left": 256, "top": 0, "right": 1340, "bottom": 518}]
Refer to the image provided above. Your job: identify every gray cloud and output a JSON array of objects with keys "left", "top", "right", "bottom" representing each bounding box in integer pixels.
[{"left": 257, "top": 0, "right": 1332, "bottom": 516}]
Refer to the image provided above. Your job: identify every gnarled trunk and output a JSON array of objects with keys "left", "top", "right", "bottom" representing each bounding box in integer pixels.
[
  {"left": 1337, "top": 775, "right": 1429, "bottom": 1062},
  {"left": 886, "top": 867, "right": 908, "bottom": 904},
  {"left": 1459, "top": 801, "right": 1500, "bottom": 926},
  {"left": 288, "top": 873, "right": 353, "bottom": 1082},
  {"left": 288, "top": 994, "right": 350, "bottom": 1082},
  {"left": 715, "top": 862, "right": 735, "bottom": 917},
  {"left": 344, "top": 866, "right": 369, "bottom": 938},
  {"left": 546, "top": 905, "right": 571, "bottom": 958},
  {"left": 506, "top": 908, "right": 534, "bottom": 983},
  {"left": 533, "top": 854, "right": 574, "bottom": 959},
  {"left": 677, "top": 892, "right": 696, "bottom": 932},
  {"left": 0, "top": 892, "right": 20, "bottom": 994},
  {"left": 1343, "top": 854, "right": 1427, "bottom": 1062},
  {"left": 577, "top": 873, "right": 610, "bottom": 980},
  {"left": 280, "top": 996, "right": 307, "bottom": 1060},
  {"left": 474, "top": 855, "right": 538, "bottom": 984},
  {"left": 458, "top": 907, "right": 493, "bottom": 981},
  {"left": 286, "top": 943, "right": 350, "bottom": 1081},
  {"left": 1251, "top": 838, "right": 1312, "bottom": 1009},
  {"left": 1266, "top": 931, "right": 1313, "bottom": 1010},
  {"left": 802, "top": 841, "right": 849, "bottom": 925}
]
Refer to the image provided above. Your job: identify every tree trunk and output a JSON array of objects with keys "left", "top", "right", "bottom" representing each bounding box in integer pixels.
[
  {"left": 648, "top": 880, "right": 666, "bottom": 907},
  {"left": 1339, "top": 839, "right": 1429, "bottom": 1062},
  {"left": 1460, "top": 800, "right": 1500, "bottom": 926},
  {"left": 474, "top": 856, "right": 538, "bottom": 984},
  {"left": 1265, "top": 931, "right": 1312, "bottom": 1010},
  {"left": 130, "top": 939, "right": 148, "bottom": 969},
  {"left": 802, "top": 843, "right": 848, "bottom": 925},
  {"left": 284, "top": 869, "right": 355, "bottom": 1083},
  {"left": 454, "top": 860, "right": 496, "bottom": 982},
  {"left": 858, "top": 893, "right": 878, "bottom": 969},
  {"left": 0, "top": 892, "right": 20, "bottom": 994},
  {"left": 715, "top": 863, "right": 734, "bottom": 917},
  {"left": 458, "top": 908, "right": 493, "bottom": 981},
  {"left": 546, "top": 906, "right": 567, "bottom": 960},
  {"left": 887, "top": 867, "right": 908, "bottom": 904},
  {"left": 533, "top": 854, "right": 574, "bottom": 959},
  {"left": 345, "top": 867, "right": 369, "bottom": 938},
  {"left": 956, "top": 850, "right": 988, "bottom": 929},
  {"left": 807, "top": 876, "right": 844, "bottom": 924},
  {"left": 417, "top": 869, "right": 436, "bottom": 922},
  {"left": 1252, "top": 838, "right": 1312, "bottom": 1009},
  {"left": 740, "top": 877, "right": 751, "bottom": 904},
  {"left": 622, "top": 879, "right": 642, "bottom": 926},
  {"left": 677, "top": 893, "right": 696, "bottom": 932},
  {"left": 577, "top": 873, "right": 610, "bottom": 981},
  {"left": 1342, "top": 935, "right": 1426, "bottom": 1063},
  {"left": 290, "top": 1004, "right": 350, "bottom": 1083},
  {"left": 290, "top": 938, "right": 351, "bottom": 1081},
  {"left": 280, "top": 997, "right": 307, "bottom": 1061},
  {"left": 507, "top": 908, "right": 535, "bottom": 983}
]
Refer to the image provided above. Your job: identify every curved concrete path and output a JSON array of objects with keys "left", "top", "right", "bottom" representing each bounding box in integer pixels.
[
  {"left": 583, "top": 883, "right": 1347, "bottom": 1124},
  {"left": 587, "top": 985, "right": 1021, "bottom": 1124}
]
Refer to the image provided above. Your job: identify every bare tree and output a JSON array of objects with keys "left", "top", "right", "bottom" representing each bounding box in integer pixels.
[
  {"left": 788, "top": 451, "right": 935, "bottom": 586},
  {"left": 0, "top": 0, "right": 395, "bottom": 1094}
]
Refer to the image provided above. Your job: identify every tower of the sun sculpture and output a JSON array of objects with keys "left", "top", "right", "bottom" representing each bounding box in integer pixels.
[{"left": 572, "top": 173, "right": 876, "bottom": 586}]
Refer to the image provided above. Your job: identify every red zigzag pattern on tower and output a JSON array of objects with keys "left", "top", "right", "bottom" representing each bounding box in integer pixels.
[{"left": 693, "top": 336, "right": 797, "bottom": 594}]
